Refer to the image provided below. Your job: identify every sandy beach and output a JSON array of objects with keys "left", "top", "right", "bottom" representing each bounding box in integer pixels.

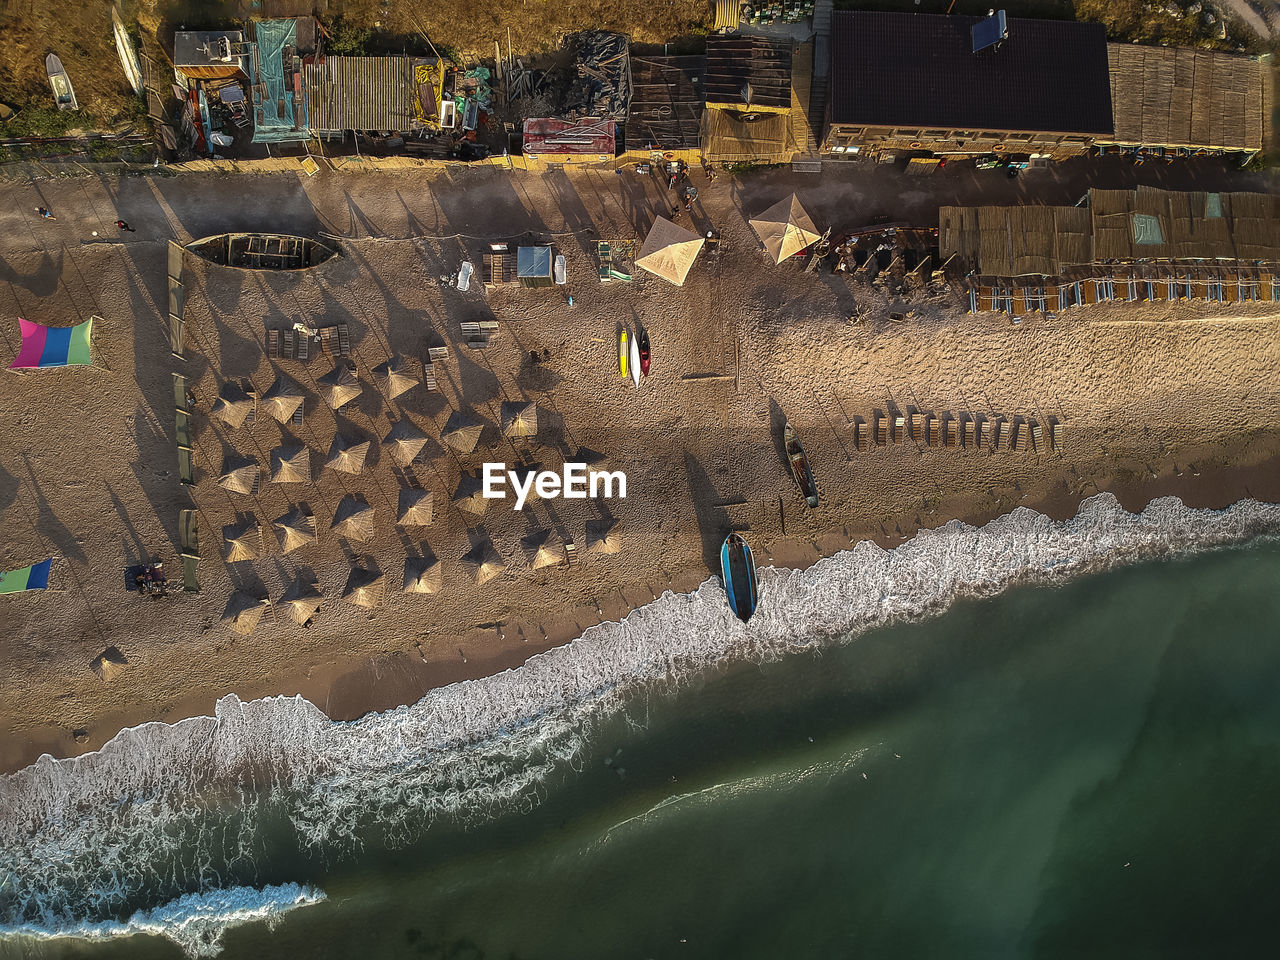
[{"left": 1, "top": 159, "right": 1278, "bottom": 775}]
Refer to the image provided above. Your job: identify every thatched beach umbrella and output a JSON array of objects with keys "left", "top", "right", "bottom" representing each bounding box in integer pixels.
[
  {"left": 383, "top": 418, "right": 429, "bottom": 467},
  {"left": 451, "top": 471, "right": 489, "bottom": 518},
  {"left": 223, "top": 591, "right": 268, "bottom": 636},
  {"left": 442, "top": 411, "right": 484, "bottom": 455},
  {"left": 374, "top": 355, "right": 416, "bottom": 401},
  {"left": 343, "top": 567, "right": 385, "bottom": 609},
  {"left": 585, "top": 518, "right": 623, "bottom": 555},
  {"left": 500, "top": 401, "right": 538, "bottom": 439},
  {"left": 260, "top": 374, "right": 304, "bottom": 423},
  {"left": 269, "top": 442, "right": 310, "bottom": 483},
  {"left": 279, "top": 577, "right": 322, "bottom": 626},
  {"left": 327, "top": 432, "right": 371, "bottom": 475},
  {"left": 461, "top": 540, "right": 505, "bottom": 586},
  {"left": 222, "top": 517, "right": 261, "bottom": 562},
  {"left": 331, "top": 494, "right": 375, "bottom": 541},
  {"left": 749, "top": 193, "right": 822, "bottom": 264},
  {"left": 397, "top": 488, "right": 434, "bottom": 526},
  {"left": 636, "top": 217, "right": 704, "bottom": 287},
  {"left": 90, "top": 646, "right": 129, "bottom": 682},
  {"left": 273, "top": 506, "right": 317, "bottom": 555},
  {"left": 521, "top": 528, "right": 566, "bottom": 570},
  {"left": 217, "top": 454, "right": 258, "bottom": 495},
  {"left": 211, "top": 382, "right": 253, "bottom": 428},
  {"left": 318, "top": 361, "right": 362, "bottom": 410},
  {"left": 404, "top": 554, "right": 443, "bottom": 595}
]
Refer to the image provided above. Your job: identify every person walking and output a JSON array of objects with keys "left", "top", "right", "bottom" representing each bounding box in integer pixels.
[
  {"left": 115, "top": 219, "right": 136, "bottom": 232},
  {"left": 36, "top": 207, "right": 55, "bottom": 220}
]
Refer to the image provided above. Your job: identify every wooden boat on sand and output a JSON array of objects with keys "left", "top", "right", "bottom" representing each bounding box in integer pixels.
[
  {"left": 46, "top": 54, "right": 78, "bottom": 112},
  {"left": 785, "top": 421, "right": 819, "bottom": 508},
  {"left": 187, "top": 234, "right": 339, "bottom": 270},
  {"left": 720, "top": 533, "right": 759, "bottom": 622}
]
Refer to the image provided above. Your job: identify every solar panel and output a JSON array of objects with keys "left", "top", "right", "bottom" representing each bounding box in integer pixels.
[{"left": 972, "top": 10, "right": 1008, "bottom": 54}]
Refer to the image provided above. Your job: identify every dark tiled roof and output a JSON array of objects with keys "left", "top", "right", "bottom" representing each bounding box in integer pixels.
[
  {"left": 828, "top": 11, "right": 1113, "bottom": 135},
  {"left": 705, "top": 36, "right": 792, "bottom": 110}
]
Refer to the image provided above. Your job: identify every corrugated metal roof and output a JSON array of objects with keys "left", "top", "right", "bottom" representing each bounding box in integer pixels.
[
  {"left": 522, "top": 118, "right": 616, "bottom": 155},
  {"left": 829, "top": 11, "right": 1113, "bottom": 135},
  {"left": 305, "top": 56, "right": 417, "bottom": 133}
]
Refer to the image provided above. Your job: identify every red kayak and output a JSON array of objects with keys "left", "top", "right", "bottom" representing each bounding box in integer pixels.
[{"left": 638, "top": 327, "right": 651, "bottom": 376}]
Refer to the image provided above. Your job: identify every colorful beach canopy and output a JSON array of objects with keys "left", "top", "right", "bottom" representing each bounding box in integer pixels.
[
  {"left": 0, "top": 558, "right": 52, "bottom": 594},
  {"left": 9, "top": 317, "right": 94, "bottom": 369}
]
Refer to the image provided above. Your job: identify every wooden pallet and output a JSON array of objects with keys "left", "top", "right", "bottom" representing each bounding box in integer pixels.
[{"left": 427, "top": 345, "right": 450, "bottom": 362}]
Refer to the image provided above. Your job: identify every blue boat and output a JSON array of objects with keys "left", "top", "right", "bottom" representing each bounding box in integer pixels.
[{"left": 720, "top": 533, "right": 758, "bottom": 622}]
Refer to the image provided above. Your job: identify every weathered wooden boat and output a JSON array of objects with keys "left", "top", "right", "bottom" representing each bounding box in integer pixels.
[
  {"left": 187, "top": 234, "right": 339, "bottom": 270},
  {"left": 46, "top": 54, "right": 78, "bottom": 112},
  {"left": 720, "top": 532, "right": 759, "bottom": 623},
  {"left": 785, "top": 420, "right": 819, "bottom": 508},
  {"left": 112, "top": 5, "right": 144, "bottom": 97}
]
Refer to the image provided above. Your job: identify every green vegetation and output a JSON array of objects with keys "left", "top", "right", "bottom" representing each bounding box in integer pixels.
[
  {"left": 3, "top": 106, "right": 88, "bottom": 138},
  {"left": 327, "top": 16, "right": 375, "bottom": 55}
]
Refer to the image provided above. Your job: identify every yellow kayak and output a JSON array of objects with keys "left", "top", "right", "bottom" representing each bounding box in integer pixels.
[{"left": 620, "top": 328, "right": 629, "bottom": 378}]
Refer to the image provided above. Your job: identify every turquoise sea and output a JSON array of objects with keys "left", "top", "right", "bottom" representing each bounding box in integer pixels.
[{"left": 4, "top": 496, "right": 1280, "bottom": 959}]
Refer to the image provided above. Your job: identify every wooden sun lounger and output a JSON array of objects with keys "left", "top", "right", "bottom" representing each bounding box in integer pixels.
[
  {"left": 927, "top": 416, "right": 942, "bottom": 446},
  {"left": 942, "top": 418, "right": 955, "bottom": 447},
  {"left": 423, "top": 362, "right": 439, "bottom": 392},
  {"left": 962, "top": 419, "right": 975, "bottom": 448},
  {"left": 1009, "top": 421, "right": 1022, "bottom": 451},
  {"left": 267, "top": 329, "right": 281, "bottom": 359},
  {"left": 1031, "top": 421, "right": 1044, "bottom": 451},
  {"left": 908, "top": 412, "right": 924, "bottom": 442},
  {"left": 179, "top": 508, "right": 200, "bottom": 593},
  {"left": 874, "top": 413, "right": 888, "bottom": 446},
  {"left": 318, "top": 324, "right": 351, "bottom": 358},
  {"left": 1050, "top": 421, "right": 1062, "bottom": 451},
  {"left": 893, "top": 416, "right": 906, "bottom": 443}
]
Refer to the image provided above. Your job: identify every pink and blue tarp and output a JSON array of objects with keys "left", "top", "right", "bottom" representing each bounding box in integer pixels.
[
  {"left": 9, "top": 317, "right": 93, "bottom": 368},
  {"left": 0, "top": 558, "right": 52, "bottom": 594}
]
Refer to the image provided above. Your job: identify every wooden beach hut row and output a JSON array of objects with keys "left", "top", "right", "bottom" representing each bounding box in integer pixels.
[
  {"left": 855, "top": 411, "right": 1062, "bottom": 454},
  {"left": 968, "top": 266, "right": 1280, "bottom": 314}
]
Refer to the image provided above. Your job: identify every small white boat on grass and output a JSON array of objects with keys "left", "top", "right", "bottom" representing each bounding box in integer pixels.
[{"left": 46, "top": 54, "right": 78, "bottom": 112}]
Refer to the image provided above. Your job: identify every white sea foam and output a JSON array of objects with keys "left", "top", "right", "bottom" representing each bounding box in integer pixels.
[
  {"left": 2, "top": 494, "right": 1277, "bottom": 952},
  {"left": 0, "top": 883, "right": 324, "bottom": 957}
]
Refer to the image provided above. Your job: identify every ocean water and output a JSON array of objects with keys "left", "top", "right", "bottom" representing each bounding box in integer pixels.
[{"left": 4, "top": 494, "right": 1280, "bottom": 959}]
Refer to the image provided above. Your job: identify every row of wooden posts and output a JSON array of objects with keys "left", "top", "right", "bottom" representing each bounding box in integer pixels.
[{"left": 852, "top": 411, "right": 1062, "bottom": 453}]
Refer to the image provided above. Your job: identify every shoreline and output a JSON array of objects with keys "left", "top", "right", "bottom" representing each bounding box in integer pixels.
[{"left": 4, "top": 450, "right": 1278, "bottom": 778}]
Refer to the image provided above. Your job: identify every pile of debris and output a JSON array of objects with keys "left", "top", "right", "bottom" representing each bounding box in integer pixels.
[{"left": 564, "top": 31, "right": 631, "bottom": 120}]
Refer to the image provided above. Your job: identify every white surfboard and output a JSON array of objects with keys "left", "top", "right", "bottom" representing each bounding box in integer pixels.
[{"left": 629, "top": 330, "right": 641, "bottom": 387}]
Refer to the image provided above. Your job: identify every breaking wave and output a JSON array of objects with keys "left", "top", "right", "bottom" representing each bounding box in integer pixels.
[
  {"left": 2, "top": 493, "right": 1278, "bottom": 954},
  {"left": 0, "top": 883, "right": 324, "bottom": 957}
]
